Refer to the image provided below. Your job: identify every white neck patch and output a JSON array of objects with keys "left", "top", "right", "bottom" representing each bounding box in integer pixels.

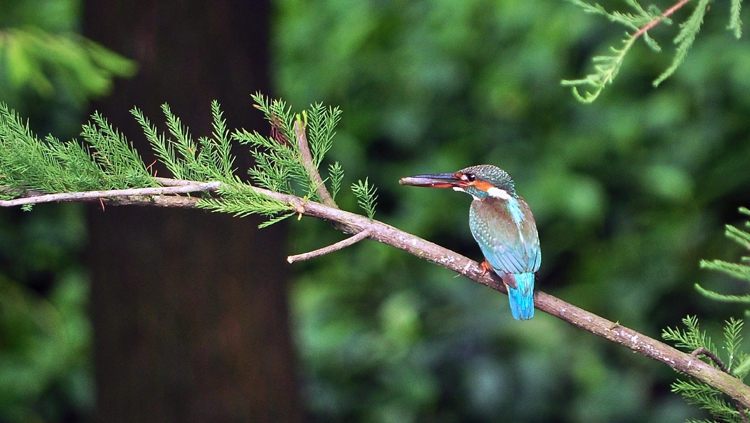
[{"left": 487, "top": 187, "right": 511, "bottom": 200}]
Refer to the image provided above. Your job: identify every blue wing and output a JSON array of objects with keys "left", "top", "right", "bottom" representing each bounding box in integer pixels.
[
  {"left": 468, "top": 196, "right": 541, "bottom": 275},
  {"left": 469, "top": 196, "right": 540, "bottom": 320}
]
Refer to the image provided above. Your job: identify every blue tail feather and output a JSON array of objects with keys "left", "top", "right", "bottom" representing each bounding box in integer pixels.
[{"left": 507, "top": 273, "right": 535, "bottom": 320}]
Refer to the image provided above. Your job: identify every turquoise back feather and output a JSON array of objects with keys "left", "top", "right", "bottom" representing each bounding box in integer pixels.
[{"left": 469, "top": 195, "right": 540, "bottom": 320}]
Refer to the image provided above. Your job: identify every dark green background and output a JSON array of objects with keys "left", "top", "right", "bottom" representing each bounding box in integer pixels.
[
  {"left": 275, "top": 1, "right": 750, "bottom": 422},
  {"left": 2, "top": 0, "right": 750, "bottom": 421}
]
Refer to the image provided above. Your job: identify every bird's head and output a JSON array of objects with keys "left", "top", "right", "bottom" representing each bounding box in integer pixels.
[{"left": 399, "top": 164, "right": 516, "bottom": 200}]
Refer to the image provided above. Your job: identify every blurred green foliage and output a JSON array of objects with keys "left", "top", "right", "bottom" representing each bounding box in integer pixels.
[
  {"left": 0, "top": 1, "right": 134, "bottom": 421},
  {"left": 561, "top": 0, "right": 743, "bottom": 102},
  {"left": 274, "top": 0, "right": 750, "bottom": 422},
  {"left": 2, "top": 0, "right": 749, "bottom": 421},
  {"left": 0, "top": 0, "right": 136, "bottom": 136},
  {"left": 0, "top": 205, "right": 92, "bottom": 422}
]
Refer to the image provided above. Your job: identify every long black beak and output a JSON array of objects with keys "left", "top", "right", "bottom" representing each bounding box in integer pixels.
[{"left": 399, "top": 173, "right": 465, "bottom": 188}]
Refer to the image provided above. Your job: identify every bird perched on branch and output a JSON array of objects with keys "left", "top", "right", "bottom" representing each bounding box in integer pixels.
[{"left": 400, "top": 164, "right": 541, "bottom": 320}]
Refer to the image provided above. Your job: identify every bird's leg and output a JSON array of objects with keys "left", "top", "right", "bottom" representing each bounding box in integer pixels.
[{"left": 480, "top": 260, "right": 493, "bottom": 276}]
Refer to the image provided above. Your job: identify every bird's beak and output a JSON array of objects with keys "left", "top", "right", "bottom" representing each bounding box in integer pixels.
[{"left": 399, "top": 173, "right": 465, "bottom": 189}]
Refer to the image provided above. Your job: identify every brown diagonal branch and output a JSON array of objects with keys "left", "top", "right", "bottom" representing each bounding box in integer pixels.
[
  {"left": 294, "top": 119, "right": 337, "bottom": 208},
  {"left": 2, "top": 179, "right": 750, "bottom": 408}
]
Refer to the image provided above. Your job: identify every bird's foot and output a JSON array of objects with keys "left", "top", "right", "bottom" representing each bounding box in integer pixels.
[
  {"left": 480, "top": 260, "right": 492, "bottom": 276},
  {"left": 480, "top": 260, "right": 517, "bottom": 289}
]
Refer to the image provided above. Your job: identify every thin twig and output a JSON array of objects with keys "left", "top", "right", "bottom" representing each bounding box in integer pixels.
[
  {"left": 0, "top": 181, "right": 220, "bottom": 207},
  {"left": 294, "top": 119, "right": 337, "bottom": 208},
  {"left": 692, "top": 347, "right": 749, "bottom": 423},
  {"left": 691, "top": 347, "right": 728, "bottom": 372},
  {"left": 633, "top": 0, "right": 692, "bottom": 39},
  {"left": 287, "top": 229, "right": 371, "bottom": 263}
]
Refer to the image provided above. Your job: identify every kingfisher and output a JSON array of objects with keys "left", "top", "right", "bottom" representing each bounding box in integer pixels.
[{"left": 399, "top": 164, "right": 541, "bottom": 320}]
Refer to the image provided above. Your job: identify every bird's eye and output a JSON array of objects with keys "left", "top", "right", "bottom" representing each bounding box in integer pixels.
[{"left": 464, "top": 172, "right": 476, "bottom": 182}]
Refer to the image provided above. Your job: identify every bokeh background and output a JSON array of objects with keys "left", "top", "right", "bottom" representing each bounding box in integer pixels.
[{"left": 2, "top": 0, "right": 750, "bottom": 422}]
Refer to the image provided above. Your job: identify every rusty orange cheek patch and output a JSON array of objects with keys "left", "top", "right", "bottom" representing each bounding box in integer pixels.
[{"left": 470, "top": 180, "right": 493, "bottom": 192}]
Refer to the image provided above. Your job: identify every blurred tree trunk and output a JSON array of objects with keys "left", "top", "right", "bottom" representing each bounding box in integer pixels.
[{"left": 83, "top": 2, "right": 302, "bottom": 422}]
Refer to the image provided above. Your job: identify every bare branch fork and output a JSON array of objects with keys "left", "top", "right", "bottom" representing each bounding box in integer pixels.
[{"left": 3, "top": 110, "right": 750, "bottom": 408}]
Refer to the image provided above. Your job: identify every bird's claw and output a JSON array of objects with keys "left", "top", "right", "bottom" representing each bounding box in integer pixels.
[{"left": 480, "top": 260, "right": 492, "bottom": 276}]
